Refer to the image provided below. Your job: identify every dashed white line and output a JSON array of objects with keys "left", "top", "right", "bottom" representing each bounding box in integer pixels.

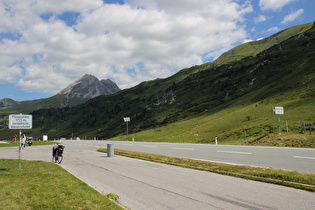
[
  {"left": 217, "top": 150, "right": 252, "bottom": 155},
  {"left": 293, "top": 156, "right": 315, "bottom": 160},
  {"left": 172, "top": 147, "right": 194, "bottom": 151}
]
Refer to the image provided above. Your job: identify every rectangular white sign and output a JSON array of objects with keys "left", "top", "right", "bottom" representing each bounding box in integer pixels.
[
  {"left": 9, "top": 114, "right": 33, "bottom": 129},
  {"left": 273, "top": 107, "right": 284, "bottom": 115},
  {"left": 123, "top": 117, "right": 130, "bottom": 122}
]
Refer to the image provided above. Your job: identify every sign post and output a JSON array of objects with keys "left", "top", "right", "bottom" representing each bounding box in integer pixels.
[
  {"left": 9, "top": 114, "right": 33, "bottom": 169},
  {"left": 272, "top": 107, "right": 284, "bottom": 134},
  {"left": 123, "top": 117, "right": 130, "bottom": 136}
]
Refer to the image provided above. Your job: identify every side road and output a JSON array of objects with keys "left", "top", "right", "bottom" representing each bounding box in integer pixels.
[{"left": 1, "top": 144, "right": 315, "bottom": 210}]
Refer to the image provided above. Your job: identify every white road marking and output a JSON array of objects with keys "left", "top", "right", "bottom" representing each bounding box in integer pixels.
[
  {"left": 217, "top": 150, "right": 252, "bottom": 155},
  {"left": 293, "top": 156, "right": 315, "bottom": 160},
  {"left": 143, "top": 145, "right": 157, "bottom": 148},
  {"left": 123, "top": 144, "right": 134, "bottom": 146},
  {"left": 188, "top": 157, "right": 264, "bottom": 168},
  {"left": 172, "top": 147, "right": 194, "bottom": 151}
]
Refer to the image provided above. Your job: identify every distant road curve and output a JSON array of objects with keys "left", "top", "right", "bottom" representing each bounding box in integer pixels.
[{"left": 66, "top": 140, "right": 315, "bottom": 173}]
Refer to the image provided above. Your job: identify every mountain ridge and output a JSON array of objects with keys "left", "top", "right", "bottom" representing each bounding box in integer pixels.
[
  {"left": 0, "top": 74, "right": 120, "bottom": 110},
  {"left": 0, "top": 98, "right": 20, "bottom": 108}
]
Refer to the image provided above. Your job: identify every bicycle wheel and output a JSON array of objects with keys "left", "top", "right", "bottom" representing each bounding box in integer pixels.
[
  {"left": 57, "top": 155, "right": 63, "bottom": 164},
  {"left": 52, "top": 155, "right": 62, "bottom": 163}
]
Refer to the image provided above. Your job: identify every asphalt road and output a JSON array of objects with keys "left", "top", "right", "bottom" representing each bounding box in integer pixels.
[
  {"left": 67, "top": 140, "right": 315, "bottom": 173},
  {"left": 1, "top": 142, "right": 315, "bottom": 210}
]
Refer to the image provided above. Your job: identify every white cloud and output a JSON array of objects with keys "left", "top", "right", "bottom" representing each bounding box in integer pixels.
[
  {"left": 1, "top": 0, "right": 103, "bottom": 15},
  {"left": 0, "top": 0, "right": 103, "bottom": 33},
  {"left": 0, "top": 65, "right": 22, "bottom": 84},
  {"left": 281, "top": 9, "right": 304, "bottom": 25},
  {"left": 259, "top": 0, "right": 293, "bottom": 11},
  {"left": 255, "top": 14, "right": 267, "bottom": 23},
  {"left": 0, "top": 0, "right": 253, "bottom": 94},
  {"left": 242, "top": 39, "right": 254, "bottom": 43},
  {"left": 267, "top": 26, "right": 279, "bottom": 33}
]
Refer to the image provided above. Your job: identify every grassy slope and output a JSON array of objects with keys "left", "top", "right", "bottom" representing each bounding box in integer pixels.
[
  {"left": 214, "top": 22, "right": 313, "bottom": 65},
  {"left": 112, "top": 24, "right": 315, "bottom": 146},
  {"left": 112, "top": 86, "right": 315, "bottom": 147}
]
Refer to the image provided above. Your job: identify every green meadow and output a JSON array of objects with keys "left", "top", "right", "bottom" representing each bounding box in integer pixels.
[
  {"left": 111, "top": 86, "right": 315, "bottom": 147},
  {"left": 0, "top": 159, "right": 122, "bottom": 209}
]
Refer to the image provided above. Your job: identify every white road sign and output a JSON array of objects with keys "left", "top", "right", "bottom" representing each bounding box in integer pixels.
[
  {"left": 123, "top": 117, "right": 130, "bottom": 122},
  {"left": 9, "top": 114, "right": 33, "bottom": 129},
  {"left": 273, "top": 107, "right": 284, "bottom": 115}
]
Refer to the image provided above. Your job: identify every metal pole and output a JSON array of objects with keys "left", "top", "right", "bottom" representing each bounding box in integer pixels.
[
  {"left": 107, "top": 143, "right": 114, "bottom": 157},
  {"left": 278, "top": 115, "right": 281, "bottom": 134},
  {"left": 18, "top": 129, "right": 22, "bottom": 169},
  {"left": 126, "top": 121, "right": 129, "bottom": 135}
]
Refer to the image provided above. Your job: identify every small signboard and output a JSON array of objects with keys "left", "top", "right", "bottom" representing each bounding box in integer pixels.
[
  {"left": 9, "top": 114, "right": 33, "bottom": 129},
  {"left": 273, "top": 107, "right": 284, "bottom": 115},
  {"left": 123, "top": 117, "right": 130, "bottom": 122}
]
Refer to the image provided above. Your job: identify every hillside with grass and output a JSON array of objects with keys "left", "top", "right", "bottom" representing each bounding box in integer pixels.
[
  {"left": 214, "top": 22, "right": 314, "bottom": 65},
  {"left": 1, "top": 22, "right": 314, "bottom": 147}
]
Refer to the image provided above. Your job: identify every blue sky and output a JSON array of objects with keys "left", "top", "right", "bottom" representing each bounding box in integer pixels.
[{"left": 0, "top": 0, "right": 314, "bottom": 101}]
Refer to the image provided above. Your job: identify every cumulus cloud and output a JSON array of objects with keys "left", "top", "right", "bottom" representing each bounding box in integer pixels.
[
  {"left": 0, "top": 65, "right": 22, "bottom": 84},
  {"left": 0, "top": 0, "right": 253, "bottom": 94},
  {"left": 259, "top": 0, "right": 293, "bottom": 11},
  {"left": 281, "top": 9, "right": 304, "bottom": 25}
]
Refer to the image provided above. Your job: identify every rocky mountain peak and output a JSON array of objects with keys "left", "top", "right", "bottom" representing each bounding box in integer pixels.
[{"left": 58, "top": 74, "right": 120, "bottom": 99}]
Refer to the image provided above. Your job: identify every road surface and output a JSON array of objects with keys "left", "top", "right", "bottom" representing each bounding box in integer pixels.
[
  {"left": 67, "top": 140, "right": 315, "bottom": 173},
  {"left": 1, "top": 142, "right": 315, "bottom": 210}
]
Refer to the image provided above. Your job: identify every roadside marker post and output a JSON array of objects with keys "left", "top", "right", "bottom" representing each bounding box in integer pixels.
[
  {"left": 8, "top": 114, "right": 33, "bottom": 169},
  {"left": 107, "top": 143, "right": 114, "bottom": 157}
]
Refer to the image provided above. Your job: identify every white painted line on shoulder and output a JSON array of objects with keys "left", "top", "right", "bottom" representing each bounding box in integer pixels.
[{"left": 293, "top": 156, "right": 315, "bottom": 160}]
